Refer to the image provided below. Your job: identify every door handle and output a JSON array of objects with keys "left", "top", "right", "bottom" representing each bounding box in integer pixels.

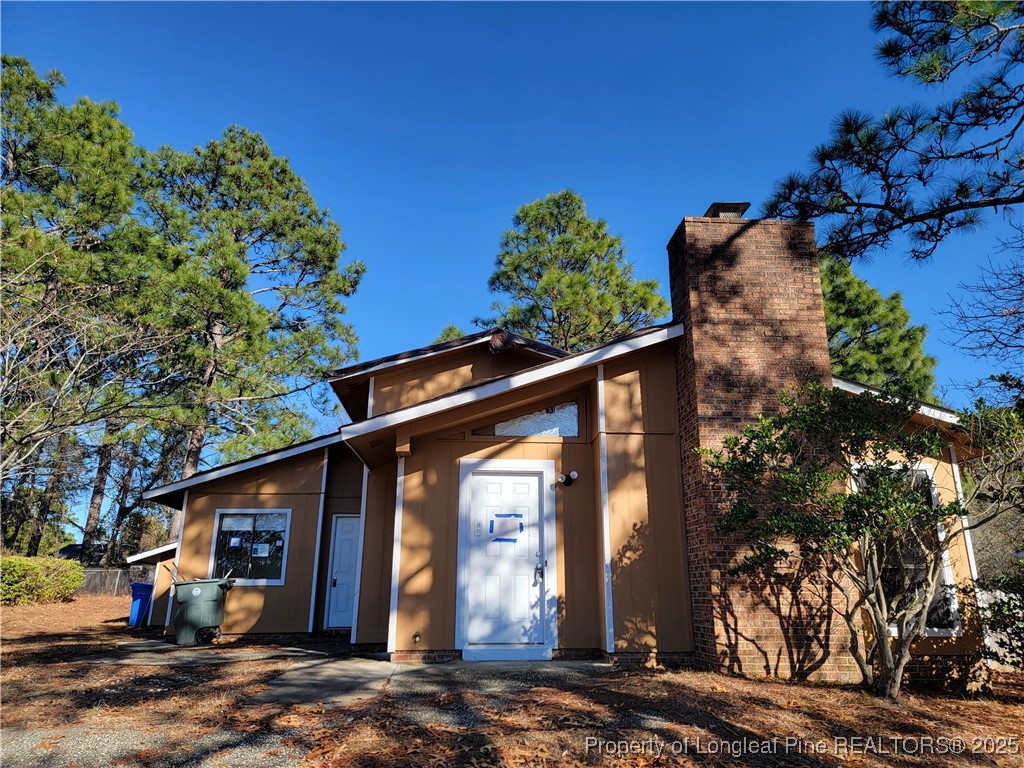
[
  {"left": 533, "top": 563, "right": 544, "bottom": 586},
  {"left": 332, "top": 577, "right": 337, "bottom": 587}
]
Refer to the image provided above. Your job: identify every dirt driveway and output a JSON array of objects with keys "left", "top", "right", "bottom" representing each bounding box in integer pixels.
[{"left": 2, "top": 596, "right": 1022, "bottom": 768}]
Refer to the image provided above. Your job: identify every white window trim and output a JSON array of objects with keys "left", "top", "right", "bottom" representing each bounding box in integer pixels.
[
  {"left": 851, "top": 461, "right": 962, "bottom": 638},
  {"left": 454, "top": 458, "right": 559, "bottom": 661},
  {"left": 208, "top": 508, "right": 293, "bottom": 587}
]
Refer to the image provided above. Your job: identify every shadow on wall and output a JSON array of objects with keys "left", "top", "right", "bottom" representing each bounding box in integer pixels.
[
  {"left": 672, "top": 218, "right": 852, "bottom": 680},
  {"left": 715, "top": 561, "right": 840, "bottom": 681},
  {"left": 610, "top": 519, "right": 657, "bottom": 653}
]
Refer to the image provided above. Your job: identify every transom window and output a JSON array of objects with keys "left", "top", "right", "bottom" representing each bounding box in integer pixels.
[
  {"left": 471, "top": 401, "right": 579, "bottom": 438},
  {"left": 211, "top": 509, "right": 291, "bottom": 585}
]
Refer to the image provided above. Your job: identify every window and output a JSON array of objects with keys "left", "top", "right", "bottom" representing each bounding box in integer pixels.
[
  {"left": 855, "top": 467, "right": 960, "bottom": 637},
  {"left": 211, "top": 509, "right": 290, "bottom": 585},
  {"left": 471, "top": 401, "right": 579, "bottom": 438}
]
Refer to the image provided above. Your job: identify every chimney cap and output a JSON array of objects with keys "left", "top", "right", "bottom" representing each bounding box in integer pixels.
[{"left": 703, "top": 202, "right": 751, "bottom": 219}]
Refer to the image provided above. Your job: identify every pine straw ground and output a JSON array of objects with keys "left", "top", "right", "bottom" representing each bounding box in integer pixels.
[{"left": 1, "top": 595, "right": 1022, "bottom": 768}]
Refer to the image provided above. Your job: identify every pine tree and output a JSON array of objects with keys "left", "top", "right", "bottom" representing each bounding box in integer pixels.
[
  {"left": 140, "top": 126, "right": 365, "bottom": 512},
  {"left": 479, "top": 190, "right": 669, "bottom": 352},
  {"left": 765, "top": 2, "right": 1024, "bottom": 263},
  {"left": 433, "top": 324, "right": 467, "bottom": 343},
  {"left": 821, "top": 256, "right": 937, "bottom": 400}
]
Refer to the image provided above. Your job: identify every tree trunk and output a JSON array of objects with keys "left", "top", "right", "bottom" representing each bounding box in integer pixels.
[
  {"left": 1, "top": 470, "right": 35, "bottom": 549},
  {"left": 100, "top": 464, "right": 134, "bottom": 567},
  {"left": 26, "top": 439, "right": 66, "bottom": 557},
  {"left": 172, "top": 420, "right": 207, "bottom": 540},
  {"left": 174, "top": 351, "right": 218, "bottom": 540},
  {"left": 81, "top": 428, "right": 115, "bottom": 563}
]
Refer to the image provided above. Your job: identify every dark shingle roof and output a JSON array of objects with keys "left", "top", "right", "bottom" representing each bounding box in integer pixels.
[{"left": 326, "top": 328, "right": 568, "bottom": 380}]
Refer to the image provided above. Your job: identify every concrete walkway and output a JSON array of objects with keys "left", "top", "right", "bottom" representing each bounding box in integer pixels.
[
  {"left": 252, "top": 657, "right": 616, "bottom": 715},
  {"left": 252, "top": 655, "right": 400, "bottom": 706}
]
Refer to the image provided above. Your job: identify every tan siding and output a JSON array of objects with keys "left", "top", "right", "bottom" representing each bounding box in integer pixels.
[
  {"left": 353, "top": 461, "right": 396, "bottom": 643},
  {"left": 602, "top": 348, "right": 693, "bottom": 653},
  {"left": 606, "top": 431, "right": 655, "bottom": 650},
  {"left": 371, "top": 348, "right": 550, "bottom": 417},
  {"left": 644, "top": 433, "right": 693, "bottom": 651},
  {"left": 386, "top": 346, "right": 690, "bottom": 654},
  {"left": 149, "top": 549, "right": 176, "bottom": 628},
  {"left": 172, "top": 451, "right": 324, "bottom": 634},
  {"left": 393, "top": 427, "right": 602, "bottom": 652},
  {"left": 911, "top": 447, "right": 982, "bottom": 656}
]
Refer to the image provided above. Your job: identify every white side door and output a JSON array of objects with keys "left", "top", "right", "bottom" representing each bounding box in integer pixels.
[{"left": 326, "top": 515, "right": 361, "bottom": 628}]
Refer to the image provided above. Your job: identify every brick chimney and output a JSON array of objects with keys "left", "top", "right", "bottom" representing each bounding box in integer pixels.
[{"left": 668, "top": 208, "right": 857, "bottom": 681}]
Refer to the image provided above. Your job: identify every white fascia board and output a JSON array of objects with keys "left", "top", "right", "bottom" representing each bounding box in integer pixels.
[
  {"left": 343, "top": 324, "right": 684, "bottom": 441},
  {"left": 327, "top": 337, "right": 493, "bottom": 383},
  {"left": 142, "top": 432, "right": 347, "bottom": 502},
  {"left": 830, "top": 376, "right": 960, "bottom": 425},
  {"left": 125, "top": 542, "right": 178, "bottom": 564},
  {"left": 146, "top": 326, "right": 681, "bottom": 504}
]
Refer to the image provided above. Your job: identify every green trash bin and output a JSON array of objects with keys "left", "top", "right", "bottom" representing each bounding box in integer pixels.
[{"left": 171, "top": 577, "right": 234, "bottom": 646}]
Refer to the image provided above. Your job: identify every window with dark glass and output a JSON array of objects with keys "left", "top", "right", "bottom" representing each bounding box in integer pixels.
[
  {"left": 213, "top": 511, "right": 289, "bottom": 583},
  {"left": 857, "top": 469, "right": 959, "bottom": 634}
]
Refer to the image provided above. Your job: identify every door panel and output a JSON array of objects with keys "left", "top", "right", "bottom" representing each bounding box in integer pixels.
[
  {"left": 465, "top": 472, "right": 544, "bottom": 646},
  {"left": 327, "top": 516, "right": 361, "bottom": 628}
]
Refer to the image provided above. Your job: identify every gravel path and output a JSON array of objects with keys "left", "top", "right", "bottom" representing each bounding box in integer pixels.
[{"left": 1, "top": 726, "right": 305, "bottom": 768}]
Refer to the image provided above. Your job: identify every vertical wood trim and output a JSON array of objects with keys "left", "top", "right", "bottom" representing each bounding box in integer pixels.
[
  {"left": 350, "top": 380, "right": 374, "bottom": 641},
  {"left": 165, "top": 490, "right": 189, "bottom": 627},
  {"left": 308, "top": 448, "right": 329, "bottom": 633},
  {"left": 350, "top": 463, "right": 371, "bottom": 641},
  {"left": 949, "top": 443, "right": 980, "bottom": 583},
  {"left": 146, "top": 552, "right": 160, "bottom": 625},
  {"left": 387, "top": 456, "right": 406, "bottom": 653},
  {"left": 596, "top": 364, "right": 615, "bottom": 652}
]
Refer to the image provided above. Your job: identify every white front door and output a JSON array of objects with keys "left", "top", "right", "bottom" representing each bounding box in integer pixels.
[
  {"left": 457, "top": 460, "right": 558, "bottom": 661},
  {"left": 326, "top": 515, "right": 361, "bottom": 628}
]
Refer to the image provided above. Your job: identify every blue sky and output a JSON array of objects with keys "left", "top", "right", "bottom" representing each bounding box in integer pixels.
[{"left": 3, "top": 1, "right": 1013, "bottom": 411}]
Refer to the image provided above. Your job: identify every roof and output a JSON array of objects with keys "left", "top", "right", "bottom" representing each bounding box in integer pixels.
[
  {"left": 144, "top": 328, "right": 963, "bottom": 510},
  {"left": 326, "top": 328, "right": 568, "bottom": 382},
  {"left": 125, "top": 542, "right": 178, "bottom": 564},
  {"left": 830, "top": 376, "right": 960, "bottom": 425},
  {"left": 143, "top": 323, "right": 682, "bottom": 507},
  {"left": 341, "top": 322, "right": 683, "bottom": 440}
]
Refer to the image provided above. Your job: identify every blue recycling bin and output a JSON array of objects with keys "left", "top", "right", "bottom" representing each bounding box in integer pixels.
[{"left": 129, "top": 582, "right": 153, "bottom": 628}]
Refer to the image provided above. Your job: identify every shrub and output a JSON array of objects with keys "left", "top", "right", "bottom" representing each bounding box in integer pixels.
[
  {"left": 0, "top": 556, "right": 85, "bottom": 605},
  {"left": 961, "top": 560, "right": 1024, "bottom": 670}
]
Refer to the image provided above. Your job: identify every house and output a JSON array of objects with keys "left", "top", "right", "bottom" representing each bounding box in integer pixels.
[{"left": 139, "top": 207, "right": 982, "bottom": 681}]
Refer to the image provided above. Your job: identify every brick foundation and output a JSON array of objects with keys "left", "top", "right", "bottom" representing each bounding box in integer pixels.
[
  {"left": 902, "top": 653, "right": 991, "bottom": 693},
  {"left": 606, "top": 651, "right": 698, "bottom": 669},
  {"left": 390, "top": 650, "right": 462, "bottom": 664},
  {"left": 668, "top": 216, "right": 861, "bottom": 683}
]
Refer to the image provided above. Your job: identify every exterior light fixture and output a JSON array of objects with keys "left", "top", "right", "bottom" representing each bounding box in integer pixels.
[{"left": 557, "top": 471, "right": 579, "bottom": 487}]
